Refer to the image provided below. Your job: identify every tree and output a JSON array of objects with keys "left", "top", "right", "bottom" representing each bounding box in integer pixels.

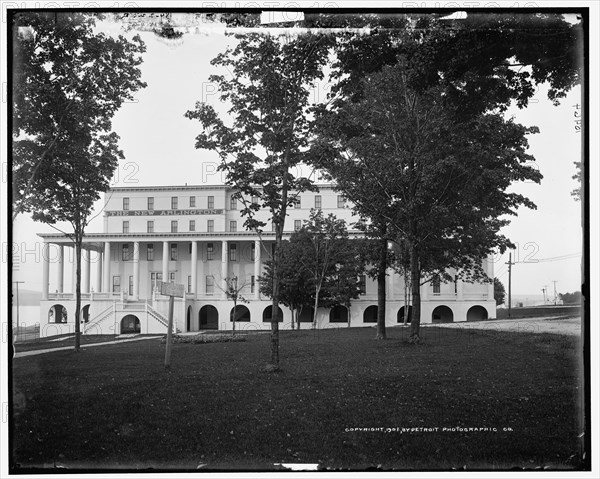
[
  {"left": 310, "top": 13, "right": 580, "bottom": 343},
  {"left": 259, "top": 240, "right": 313, "bottom": 330},
  {"left": 12, "top": 12, "right": 147, "bottom": 350},
  {"left": 312, "top": 60, "right": 543, "bottom": 344},
  {"left": 220, "top": 276, "right": 249, "bottom": 335},
  {"left": 295, "top": 210, "right": 358, "bottom": 329},
  {"left": 494, "top": 277, "right": 506, "bottom": 306},
  {"left": 12, "top": 12, "right": 146, "bottom": 220},
  {"left": 559, "top": 291, "right": 581, "bottom": 305},
  {"left": 185, "top": 31, "right": 330, "bottom": 368}
]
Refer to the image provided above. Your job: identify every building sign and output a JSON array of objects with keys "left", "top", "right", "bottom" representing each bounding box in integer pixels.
[
  {"left": 106, "top": 209, "right": 223, "bottom": 216},
  {"left": 159, "top": 281, "right": 185, "bottom": 298}
]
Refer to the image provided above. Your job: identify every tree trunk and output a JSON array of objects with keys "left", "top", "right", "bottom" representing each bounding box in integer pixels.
[
  {"left": 312, "top": 286, "right": 320, "bottom": 330},
  {"left": 347, "top": 305, "right": 352, "bottom": 328},
  {"left": 403, "top": 271, "right": 410, "bottom": 326},
  {"left": 74, "top": 236, "right": 82, "bottom": 351},
  {"left": 232, "top": 299, "right": 237, "bottom": 336},
  {"left": 376, "top": 236, "right": 387, "bottom": 340},
  {"left": 408, "top": 245, "right": 422, "bottom": 343}
]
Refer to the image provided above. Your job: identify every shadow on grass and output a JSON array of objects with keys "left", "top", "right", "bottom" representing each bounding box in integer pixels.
[{"left": 11, "top": 326, "right": 583, "bottom": 471}]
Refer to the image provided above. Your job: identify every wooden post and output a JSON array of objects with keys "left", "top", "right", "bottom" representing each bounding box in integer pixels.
[
  {"left": 164, "top": 295, "right": 175, "bottom": 370},
  {"left": 158, "top": 281, "right": 184, "bottom": 371}
]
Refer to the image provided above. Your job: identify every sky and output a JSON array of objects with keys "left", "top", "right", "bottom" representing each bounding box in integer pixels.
[{"left": 7, "top": 11, "right": 589, "bottom": 302}]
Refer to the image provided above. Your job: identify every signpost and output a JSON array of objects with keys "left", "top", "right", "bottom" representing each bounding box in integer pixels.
[{"left": 159, "top": 281, "right": 184, "bottom": 370}]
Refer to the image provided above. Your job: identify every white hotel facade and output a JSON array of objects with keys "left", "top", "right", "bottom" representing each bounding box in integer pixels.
[{"left": 37, "top": 184, "right": 496, "bottom": 337}]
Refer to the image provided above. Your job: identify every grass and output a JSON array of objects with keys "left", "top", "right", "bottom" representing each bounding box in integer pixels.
[
  {"left": 11, "top": 325, "right": 583, "bottom": 471},
  {"left": 496, "top": 305, "right": 580, "bottom": 320},
  {"left": 13, "top": 334, "right": 160, "bottom": 353}
]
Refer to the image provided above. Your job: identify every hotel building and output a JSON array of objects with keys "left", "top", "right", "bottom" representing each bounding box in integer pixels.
[{"left": 37, "top": 184, "right": 496, "bottom": 337}]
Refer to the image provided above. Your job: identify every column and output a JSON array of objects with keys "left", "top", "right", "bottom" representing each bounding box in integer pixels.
[
  {"left": 162, "top": 241, "right": 169, "bottom": 282},
  {"left": 56, "top": 244, "right": 64, "bottom": 293},
  {"left": 96, "top": 249, "right": 103, "bottom": 293},
  {"left": 103, "top": 242, "right": 111, "bottom": 294},
  {"left": 191, "top": 241, "right": 198, "bottom": 295},
  {"left": 42, "top": 242, "right": 50, "bottom": 300},
  {"left": 486, "top": 256, "right": 495, "bottom": 300},
  {"left": 71, "top": 249, "right": 77, "bottom": 294},
  {"left": 133, "top": 241, "right": 140, "bottom": 301},
  {"left": 221, "top": 240, "right": 228, "bottom": 298},
  {"left": 254, "top": 240, "right": 261, "bottom": 300},
  {"left": 82, "top": 248, "right": 91, "bottom": 293}
]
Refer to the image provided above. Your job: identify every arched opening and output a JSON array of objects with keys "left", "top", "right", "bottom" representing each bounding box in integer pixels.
[
  {"left": 397, "top": 306, "right": 412, "bottom": 323},
  {"left": 432, "top": 305, "right": 454, "bottom": 323},
  {"left": 329, "top": 305, "right": 348, "bottom": 323},
  {"left": 186, "top": 306, "right": 192, "bottom": 331},
  {"left": 363, "top": 305, "right": 378, "bottom": 323},
  {"left": 299, "top": 307, "right": 314, "bottom": 323},
  {"left": 230, "top": 305, "right": 251, "bottom": 322},
  {"left": 199, "top": 305, "right": 219, "bottom": 330},
  {"left": 121, "top": 314, "right": 141, "bottom": 334},
  {"left": 81, "top": 305, "right": 90, "bottom": 323},
  {"left": 48, "top": 304, "right": 67, "bottom": 324},
  {"left": 467, "top": 305, "right": 488, "bottom": 322},
  {"left": 263, "top": 305, "right": 284, "bottom": 322}
]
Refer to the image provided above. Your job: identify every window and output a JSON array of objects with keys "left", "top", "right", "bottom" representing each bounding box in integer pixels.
[
  {"left": 207, "top": 196, "right": 214, "bottom": 209},
  {"left": 207, "top": 220, "right": 214, "bottom": 233},
  {"left": 189, "top": 220, "right": 195, "bottom": 231},
  {"left": 147, "top": 244, "right": 154, "bottom": 261},
  {"left": 251, "top": 243, "right": 256, "bottom": 261},
  {"left": 170, "top": 243, "right": 178, "bottom": 261},
  {"left": 122, "top": 244, "right": 130, "bottom": 261},
  {"left": 206, "top": 275, "right": 214, "bottom": 294},
  {"left": 294, "top": 220, "right": 301, "bottom": 231},
  {"left": 294, "top": 196, "right": 301, "bottom": 208},
  {"left": 187, "top": 275, "right": 192, "bottom": 293},
  {"left": 171, "top": 196, "right": 178, "bottom": 209},
  {"left": 337, "top": 195, "right": 346, "bottom": 209},
  {"left": 112, "top": 276, "right": 121, "bottom": 293},
  {"left": 148, "top": 197, "right": 154, "bottom": 210},
  {"left": 207, "top": 243, "right": 214, "bottom": 260},
  {"left": 433, "top": 277, "right": 441, "bottom": 295},
  {"left": 151, "top": 272, "right": 163, "bottom": 291},
  {"left": 122, "top": 221, "right": 129, "bottom": 233},
  {"left": 169, "top": 272, "right": 176, "bottom": 283},
  {"left": 230, "top": 195, "right": 237, "bottom": 210},
  {"left": 251, "top": 275, "right": 255, "bottom": 293},
  {"left": 190, "top": 196, "right": 196, "bottom": 207},
  {"left": 147, "top": 221, "right": 154, "bottom": 233},
  {"left": 171, "top": 220, "right": 178, "bottom": 233},
  {"left": 252, "top": 195, "right": 259, "bottom": 205},
  {"left": 315, "top": 195, "right": 322, "bottom": 209},
  {"left": 229, "top": 243, "right": 237, "bottom": 261},
  {"left": 129, "top": 276, "right": 133, "bottom": 296},
  {"left": 359, "top": 275, "right": 366, "bottom": 294},
  {"left": 230, "top": 220, "right": 237, "bottom": 232},
  {"left": 123, "top": 197, "right": 129, "bottom": 210}
]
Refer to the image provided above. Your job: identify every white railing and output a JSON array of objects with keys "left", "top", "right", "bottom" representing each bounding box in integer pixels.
[
  {"left": 146, "top": 303, "right": 177, "bottom": 333},
  {"left": 84, "top": 303, "right": 115, "bottom": 334}
]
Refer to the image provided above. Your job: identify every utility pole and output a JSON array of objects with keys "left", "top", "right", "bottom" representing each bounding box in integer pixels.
[
  {"left": 552, "top": 280, "right": 558, "bottom": 305},
  {"left": 542, "top": 286, "right": 547, "bottom": 304},
  {"left": 506, "top": 252, "right": 514, "bottom": 318}
]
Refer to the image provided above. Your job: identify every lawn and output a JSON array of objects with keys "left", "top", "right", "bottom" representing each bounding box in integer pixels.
[
  {"left": 13, "top": 334, "right": 158, "bottom": 353},
  {"left": 11, "top": 325, "right": 583, "bottom": 471}
]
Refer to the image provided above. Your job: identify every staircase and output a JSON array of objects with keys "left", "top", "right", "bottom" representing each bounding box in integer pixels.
[
  {"left": 146, "top": 303, "right": 179, "bottom": 333},
  {"left": 84, "top": 304, "right": 115, "bottom": 334}
]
